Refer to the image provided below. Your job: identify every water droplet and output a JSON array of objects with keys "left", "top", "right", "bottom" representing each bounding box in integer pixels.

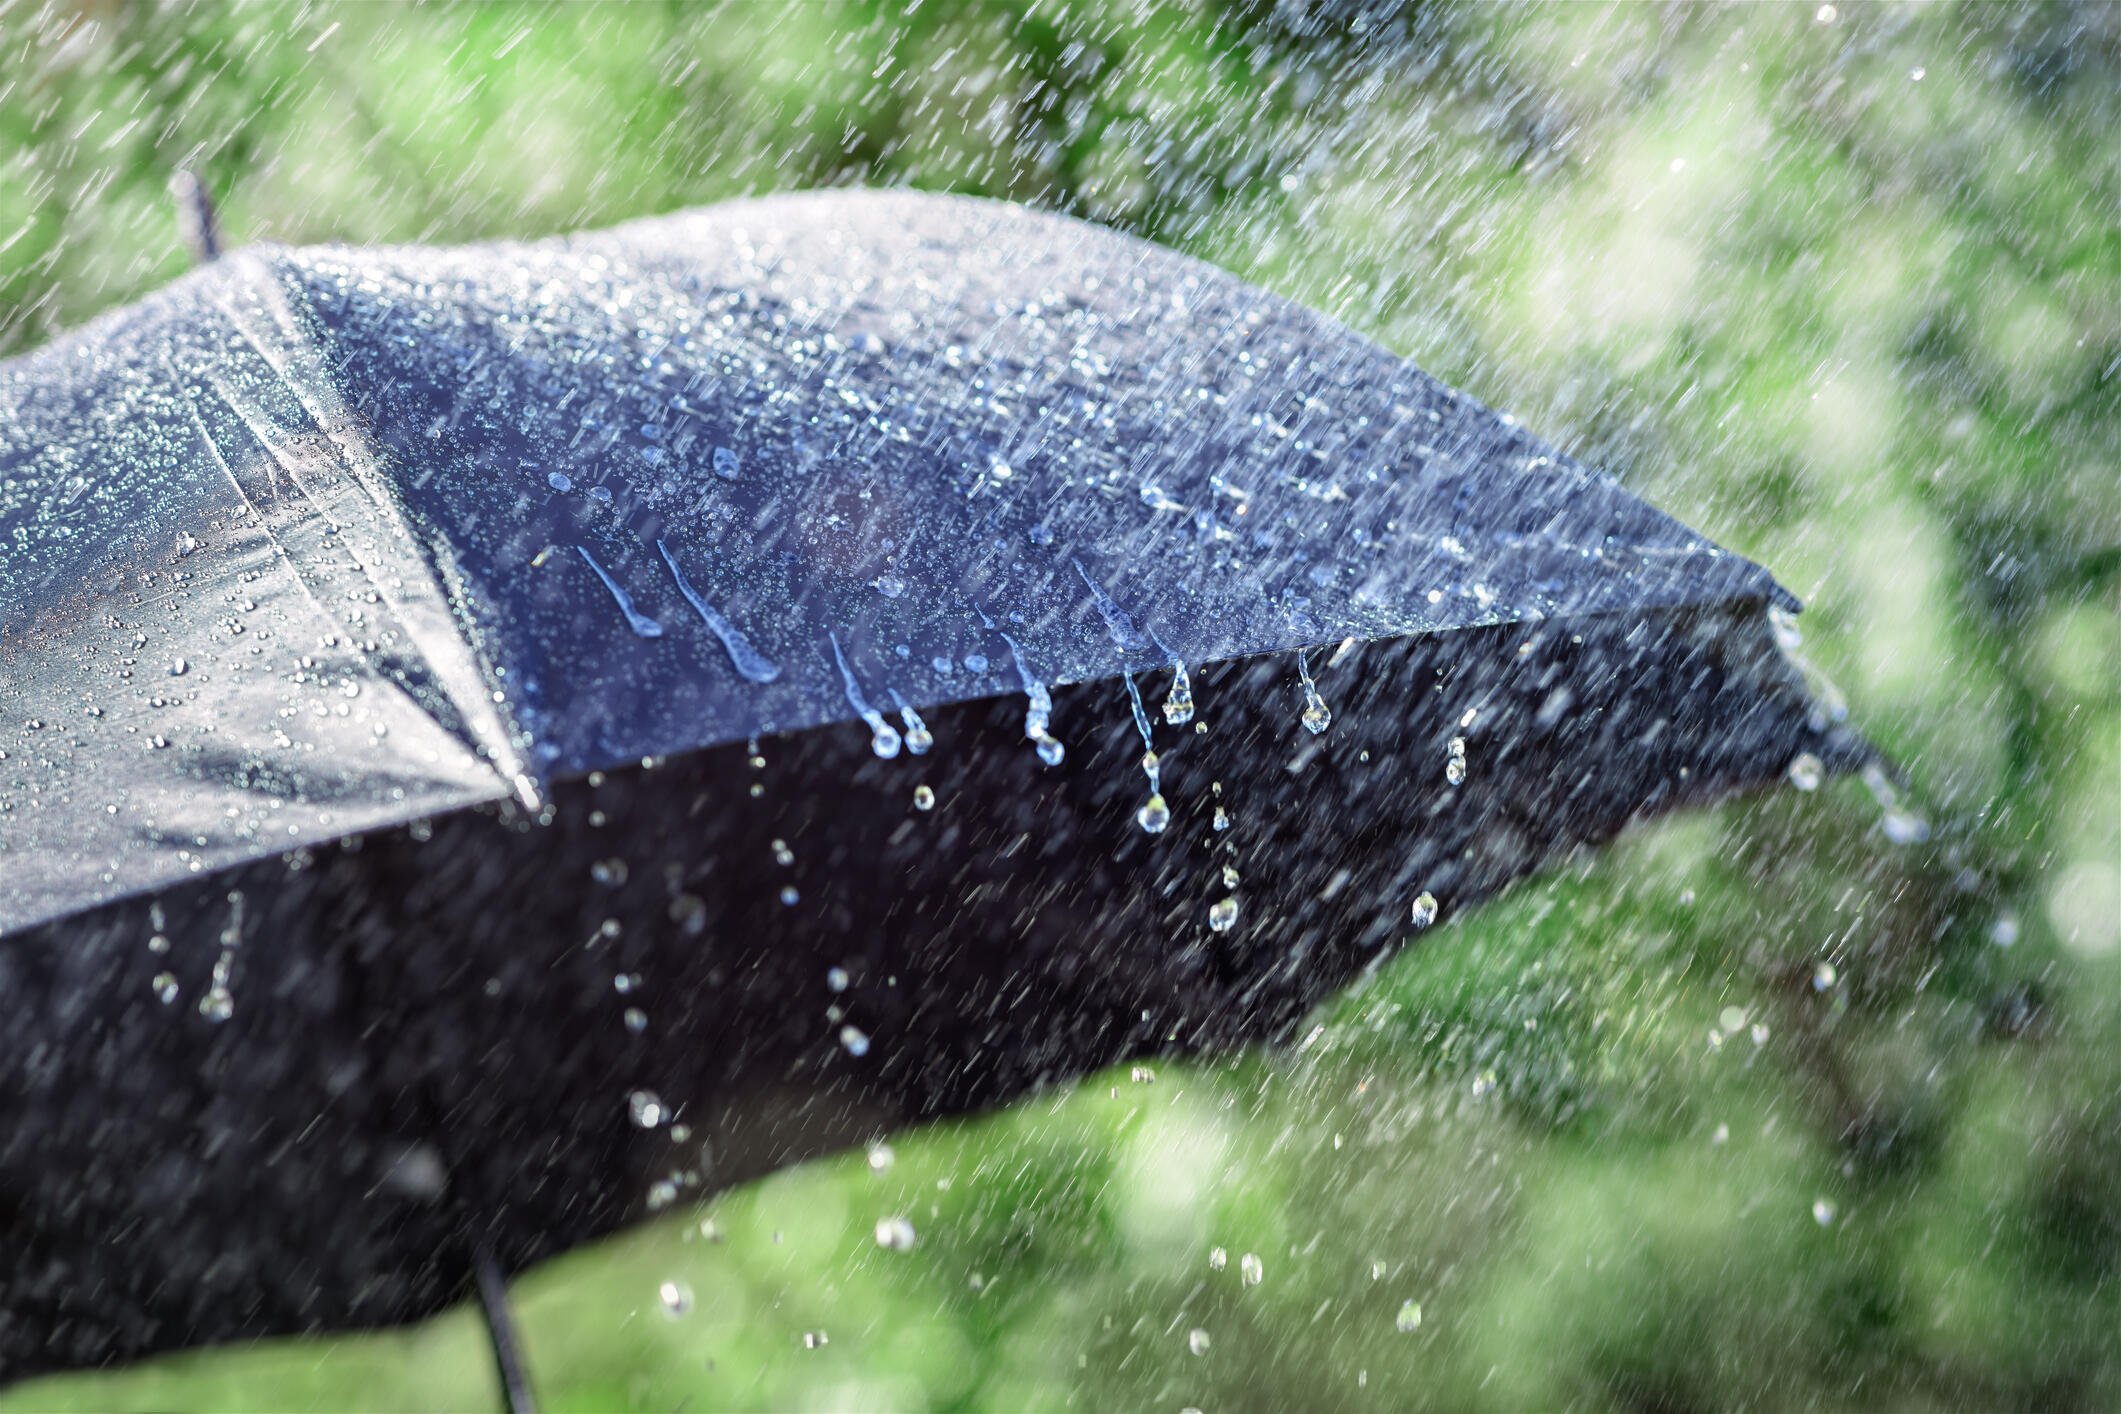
[
  {"left": 963, "top": 653, "right": 990, "bottom": 673},
  {"left": 874, "top": 574, "right": 906, "bottom": 599},
  {"left": 623, "top": 1006, "right": 648, "bottom": 1033},
  {"left": 1212, "top": 806, "right": 1231, "bottom": 832},
  {"left": 874, "top": 1216, "right": 918, "bottom": 1252},
  {"left": 895, "top": 698, "right": 933, "bottom": 755},
  {"left": 1297, "top": 651, "right": 1331, "bottom": 735},
  {"left": 867, "top": 1143, "right": 895, "bottom": 1173},
  {"left": 167, "top": 658, "right": 189, "bottom": 677},
  {"left": 1410, "top": 892, "right": 1438, "bottom": 929},
  {"left": 547, "top": 471, "right": 573, "bottom": 492},
  {"left": 1209, "top": 1247, "right": 1228, "bottom": 1271},
  {"left": 1187, "top": 1328, "right": 1212, "bottom": 1356},
  {"left": 1162, "top": 661, "right": 1195, "bottom": 725},
  {"left": 152, "top": 973, "right": 180, "bottom": 1005},
  {"left": 656, "top": 540, "right": 780, "bottom": 682},
  {"left": 629, "top": 1090, "right": 667, "bottom": 1128},
  {"left": 912, "top": 784, "right": 936, "bottom": 811},
  {"left": 1812, "top": 961, "right": 1838, "bottom": 990},
  {"left": 1001, "top": 633, "right": 1064, "bottom": 767},
  {"left": 658, "top": 1280, "right": 693, "bottom": 1317},
  {"left": 591, "top": 857, "right": 629, "bottom": 886},
  {"left": 712, "top": 446, "right": 740, "bottom": 480},
  {"left": 828, "top": 632, "right": 902, "bottom": 759},
  {"left": 1241, "top": 1252, "right": 1264, "bottom": 1287},
  {"left": 780, "top": 885, "right": 800, "bottom": 906},
  {"left": 198, "top": 988, "right": 233, "bottom": 1023},
  {"left": 772, "top": 839, "right": 795, "bottom": 867},
  {"left": 802, "top": 1331, "right": 829, "bottom": 1350},
  {"left": 1208, "top": 897, "right": 1239, "bottom": 931},
  {"left": 1137, "top": 793, "right": 1170, "bottom": 834},
  {"left": 575, "top": 546, "right": 663, "bottom": 638},
  {"left": 1812, "top": 1198, "right": 1837, "bottom": 1226},
  {"left": 1787, "top": 752, "right": 1824, "bottom": 791},
  {"left": 589, "top": 485, "right": 614, "bottom": 504},
  {"left": 1027, "top": 523, "right": 1054, "bottom": 547},
  {"left": 1395, "top": 1299, "right": 1423, "bottom": 1333},
  {"left": 840, "top": 1025, "right": 871, "bottom": 1057}
]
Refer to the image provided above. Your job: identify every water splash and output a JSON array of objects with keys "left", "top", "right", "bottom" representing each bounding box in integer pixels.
[
  {"left": 1000, "top": 632, "right": 1065, "bottom": 766},
  {"left": 655, "top": 539, "right": 780, "bottom": 682},
  {"left": 828, "top": 633, "right": 902, "bottom": 759},
  {"left": 576, "top": 545, "right": 664, "bottom": 639},
  {"left": 1296, "top": 649, "right": 1331, "bottom": 734}
]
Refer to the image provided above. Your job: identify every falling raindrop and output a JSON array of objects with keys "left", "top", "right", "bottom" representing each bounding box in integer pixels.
[
  {"left": 1410, "top": 892, "right": 1439, "bottom": 929},
  {"left": 1813, "top": 1198, "right": 1837, "bottom": 1226},
  {"left": 657, "top": 1281, "right": 693, "bottom": 1318},
  {"left": 840, "top": 1025, "right": 871, "bottom": 1057},
  {"left": 575, "top": 546, "right": 664, "bottom": 639},
  {"left": 1208, "top": 897, "right": 1239, "bottom": 931},
  {"left": 1787, "top": 752, "right": 1824, "bottom": 791},
  {"left": 1212, "top": 806, "right": 1231, "bottom": 832},
  {"left": 151, "top": 973, "right": 179, "bottom": 1005},
  {"left": 912, "top": 784, "right": 936, "bottom": 811},
  {"left": 1812, "top": 961, "right": 1838, "bottom": 991},
  {"left": 1188, "top": 1328, "right": 1212, "bottom": 1356},
  {"left": 866, "top": 1143, "right": 895, "bottom": 1173},
  {"left": 874, "top": 1216, "right": 918, "bottom": 1252},
  {"left": 1395, "top": 1300, "right": 1424, "bottom": 1333},
  {"left": 1241, "top": 1253, "right": 1264, "bottom": 1287},
  {"left": 1209, "top": 1247, "right": 1229, "bottom": 1272},
  {"left": 628, "top": 1090, "right": 667, "bottom": 1128}
]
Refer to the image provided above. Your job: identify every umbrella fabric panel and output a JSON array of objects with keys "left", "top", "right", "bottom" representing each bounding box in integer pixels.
[
  {"left": 0, "top": 255, "right": 516, "bottom": 935},
  {"left": 275, "top": 190, "right": 1795, "bottom": 784},
  {"left": 0, "top": 600, "right": 1849, "bottom": 1377}
]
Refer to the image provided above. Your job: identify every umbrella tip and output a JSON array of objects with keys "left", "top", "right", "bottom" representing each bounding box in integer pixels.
[{"left": 169, "top": 168, "right": 222, "bottom": 265}]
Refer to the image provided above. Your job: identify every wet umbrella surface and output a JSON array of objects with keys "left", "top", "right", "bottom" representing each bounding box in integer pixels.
[{"left": 0, "top": 190, "right": 1858, "bottom": 1382}]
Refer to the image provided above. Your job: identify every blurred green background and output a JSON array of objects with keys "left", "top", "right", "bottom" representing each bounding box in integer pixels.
[{"left": 3, "top": 1, "right": 2118, "bottom": 1409}]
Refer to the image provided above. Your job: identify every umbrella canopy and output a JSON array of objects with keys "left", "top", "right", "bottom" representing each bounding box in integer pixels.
[{"left": 0, "top": 191, "right": 1859, "bottom": 1379}]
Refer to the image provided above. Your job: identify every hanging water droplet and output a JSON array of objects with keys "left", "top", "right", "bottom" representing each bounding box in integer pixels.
[
  {"left": 1162, "top": 660, "right": 1195, "bottom": 725},
  {"left": 1297, "top": 650, "right": 1331, "bottom": 734},
  {"left": 1001, "top": 632, "right": 1064, "bottom": 766},
  {"left": 874, "top": 1216, "right": 918, "bottom": 1252},
  {"left": 1787, "top": 752, "right": 1824, "bottom": 791},
  {"left": 1410, "top": 892, "right": 1439, "bottom": 929},
  {"left": 828, "top": 631, "right": 902, "bottom": 759},
  {"left": 894, "top": 698, "right": 933, "bottom": 754},
  {"left": 1208, "top": 897, "right": 1239, "bottom": 931},
  {"left": 658, "top": 1280, "right": 693, "bottom": 1317},
  {"left": 1395, "top": 1299, "right": 1423, "bottom": 1333},
  {"left": 1137, "top": 793, "right": 1170, "bottom": 834}
]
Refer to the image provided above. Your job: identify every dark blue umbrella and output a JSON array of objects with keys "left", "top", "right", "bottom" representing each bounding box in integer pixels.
[{"left": 0, "top": 190, "right": 1861, "bottom": 1393}]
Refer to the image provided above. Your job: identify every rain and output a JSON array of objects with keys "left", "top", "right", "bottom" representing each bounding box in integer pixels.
[{"left": 1, "top": 3, "right": 2118, "bottom": 1413}]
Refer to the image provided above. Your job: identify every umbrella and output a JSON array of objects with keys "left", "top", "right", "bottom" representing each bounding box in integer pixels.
[{"left": 0, "top": 190, "right": 1862, "bottom": 1391}]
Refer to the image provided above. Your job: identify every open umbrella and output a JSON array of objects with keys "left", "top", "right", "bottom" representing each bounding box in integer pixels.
[{"left": 0, "top": 190, "right": 1862, "bottom": 1392}]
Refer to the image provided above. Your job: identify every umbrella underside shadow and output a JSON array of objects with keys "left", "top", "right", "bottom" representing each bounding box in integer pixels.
[{"left": 0, "top": 599, "right": 1858, "bottom": 1376}]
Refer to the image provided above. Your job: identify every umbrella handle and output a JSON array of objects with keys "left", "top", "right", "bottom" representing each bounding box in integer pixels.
[{"left": 473, "top": 1242, "right": 540, "bottom": 1414}]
